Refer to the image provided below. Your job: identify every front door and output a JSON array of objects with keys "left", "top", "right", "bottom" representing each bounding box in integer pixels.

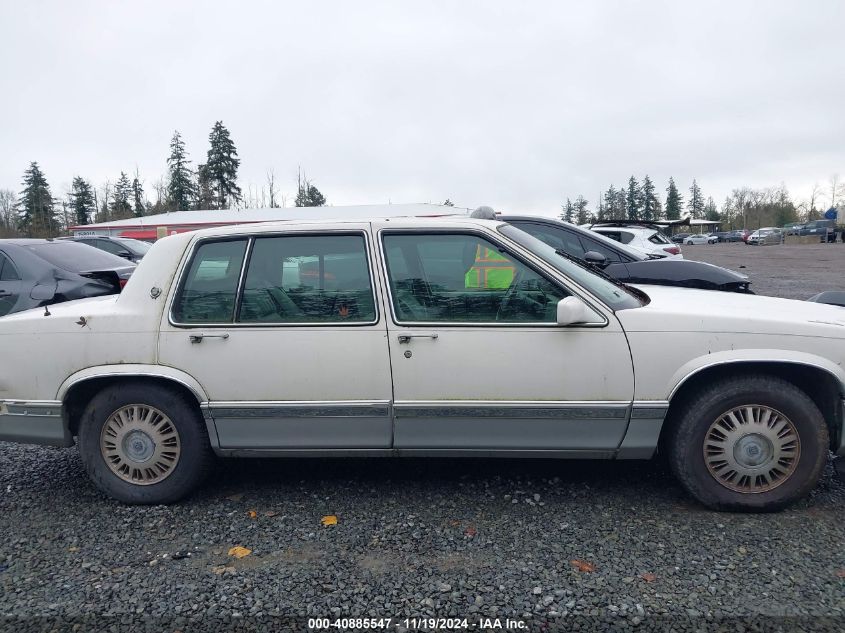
[
  {"left": 377, "top": 229, "right": 635, "bottom": 453},
  {"left": 158, "top": 230, "right": 393, "bottom": 449},
  {"left": 0, "top": 251, "right": 22, "bottom": 317}
]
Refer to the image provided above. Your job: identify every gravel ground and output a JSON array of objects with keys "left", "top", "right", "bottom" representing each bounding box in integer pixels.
[{"left": 1, "top": 244, "right": 844, "bottom": 633}]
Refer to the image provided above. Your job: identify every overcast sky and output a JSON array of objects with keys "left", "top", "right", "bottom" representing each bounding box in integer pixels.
[{"left": 1, "top": 1, "right": 843, "bottom": 216}]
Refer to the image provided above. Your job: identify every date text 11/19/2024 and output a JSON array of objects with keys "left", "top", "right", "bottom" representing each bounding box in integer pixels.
[{"left": 308, "top": 617, "right": 528, "bottom": 630}]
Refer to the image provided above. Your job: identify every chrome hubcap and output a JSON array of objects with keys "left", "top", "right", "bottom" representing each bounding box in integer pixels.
[
  {"left": 100, "top": 405, "right": 181, "bottom": 485},
  {"left": 703, "top": 405, "right": 800, "bottom": 493}
]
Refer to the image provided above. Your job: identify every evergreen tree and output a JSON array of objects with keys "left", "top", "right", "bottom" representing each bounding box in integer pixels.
[
  {"left": 69, "top": 177, "right": 95, "bottom": 226},
  {"left": 195, "top": 164, "right": 216, "bottom": 210},
  {"left": 17, "top": 162, "right": 57, "bottom": 237},
  {"left": 665, "top": 177, "right": 683, "bottom": 220},
  {"left": 110, "top": 172, "right": 133, "bottom": 219},
  {"left": 574, "top": 196, "right": 589, "bottom": 225},
  {"left": 688, "top": 179, "right": 705, "bottom": 219},
  {"left": 132, "top": 175, "right": 146, "bottom": 217},
  {"left": 205, "top": 121, "right": 242, "bottom": 209},
  {"left": 601, "top": 186, "right": 617, "bottom": 222},
  {"left": 167, "top": 131, "right": 196, "bottom": 211},
  {"left": 641, "top": 175, "right": 658, "bottom": 222},
  {"left": 294, "top": 174, "right": 326, "bottom": 207},
  {"left": 561, "top": 198, "right": 574, "bottom": 223},
  {"left": 626, "top": 176, "right": 641, "bottom": 221},
  {"left": 704, "top": 196, "right": 720, "bottom": 221},
  {"left": 614, "top": 188, "right": 626, "bottom": 218}
]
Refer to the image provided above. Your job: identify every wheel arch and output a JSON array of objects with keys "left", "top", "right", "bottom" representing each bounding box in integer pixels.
[
  {"left": 58, "top": 366, "right": 208, "bottom": 437},
  {"left": 661, "top": 359, "right": 844, "bottom": 453}
]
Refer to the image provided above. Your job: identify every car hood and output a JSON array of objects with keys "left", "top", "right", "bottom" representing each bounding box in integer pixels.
[
  {"left": 620, "top": 259, "right": 748, "bottom": 287},
  {"left": 618, "top": 284, "right": 845, "bottom": 337}
]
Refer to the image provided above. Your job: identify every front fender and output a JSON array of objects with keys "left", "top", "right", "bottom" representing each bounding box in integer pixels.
[{"left": 668, "top": 349, "right": 845, "bottom": 400}]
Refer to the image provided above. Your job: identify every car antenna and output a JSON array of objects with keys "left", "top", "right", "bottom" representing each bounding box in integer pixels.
[{"left": 43, "top": 304, "right": 51, "bottom": 316}]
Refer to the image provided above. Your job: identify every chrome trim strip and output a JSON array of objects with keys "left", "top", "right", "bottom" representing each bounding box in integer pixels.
[
  {"left": 213, "top": 448, "right": 617, "bottom": 459},
  {"left": 167, "top": 230, "right": 382, "bottom": 329},
  {"left": 59, "top": 372, "right": 206, "bottom": 403},
  {"left": 393, "top": 402, "right": 629, "bottom": 419},
  {"left": 376, "top": 227, "right": 610, "bottom": 329},
  {"left": 0, "top": 400, "right": 62, "bottom": 415},
  {"left": 208, "top": 400, "right": 390, "bottom": 408},
  {"left": 395, "top": 399, "right": 631, "bottom": 407},
  {"left": 210, "top": 405, "right": 390, "bottom": 419}
]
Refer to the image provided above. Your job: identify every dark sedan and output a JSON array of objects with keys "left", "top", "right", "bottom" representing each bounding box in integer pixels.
[
  {"left": 500, "top": 216, "right": 751, "bottom": 293},
  {"left": 0, "top": 239, "right": 136, "bottom": 317},
  {"left": 62, "top": 235, "right": 151, "bottom": 263}
]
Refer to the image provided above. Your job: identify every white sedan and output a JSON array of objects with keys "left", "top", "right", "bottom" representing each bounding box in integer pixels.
[
  {"left": 0, "top": 216, "right": 842, "bottom": 511},
  {"left": 685, "top": 234, "right": 718, "bottom": 245}
]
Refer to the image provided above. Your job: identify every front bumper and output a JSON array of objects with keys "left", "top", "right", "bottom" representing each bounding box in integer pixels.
[{"left": 0, "top": 400, "right": 72, "bottom": 447}]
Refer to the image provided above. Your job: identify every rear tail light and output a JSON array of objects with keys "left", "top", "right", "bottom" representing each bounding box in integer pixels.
[
  {"left": 663, "top": 245, "right": 681, "bottom": 255},
  {"left": 119, "top": 278, "right": 128, "bottom": 290}
]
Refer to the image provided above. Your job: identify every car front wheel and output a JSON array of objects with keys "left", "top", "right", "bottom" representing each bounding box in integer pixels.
[
  {"left": 668, "top": 375, "right": 828, "bottom": 511},
  {"left": 78, "top": 382, "right": 214, "bottom": 504}
]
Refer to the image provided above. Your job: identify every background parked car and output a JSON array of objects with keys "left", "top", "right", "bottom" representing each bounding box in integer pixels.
[
  {"left": 684, "top": 234, "right": 718, "bottom": 245},
  {"left": 62, "top": 235, "right": 151, "bottom": 263},
  {"left": 0, "top": 239, "right": 135, "bottom": 317},
  {"left": 501, "top": 216, "right": 751, "bottom": 292},
  {"left": 671, "top": 232, "right": 690, "bottom": 244},
  {"left": 747, "top": 227, "right": 784, "bottom": 245},
  {"left": 590, "top": 223, "right": 683, "bottom": 259}
]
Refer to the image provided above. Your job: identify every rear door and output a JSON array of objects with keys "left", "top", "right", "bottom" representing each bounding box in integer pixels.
[
  {"left": 157, "top": 228, "right": 394, "bottom": 450},
  {"left": 0, "top": 251, "right": 23, "bottom": 316}
]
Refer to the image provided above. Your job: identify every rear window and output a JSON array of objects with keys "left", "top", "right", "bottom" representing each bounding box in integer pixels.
[
  {"left": 23, "top": 242, "right": 132, "bottom": 272},
  {"left": 647, "top": 231, "right": 671, "bottom": 244}
]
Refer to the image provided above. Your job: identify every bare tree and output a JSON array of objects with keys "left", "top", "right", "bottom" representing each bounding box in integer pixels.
[
  {"left": 266, "top": 169, "right": 280, "bottom": 208},
  {"left": 830, "top": 174, "right": 843, "bottom": 210},
  {"left": 0, "top": 188, "right": 17, "bottom": 236}
]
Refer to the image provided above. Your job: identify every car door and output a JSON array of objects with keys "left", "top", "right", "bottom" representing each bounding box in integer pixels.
[
  {"left": 377, "top": 228, "right": 635, "bottom": 454},
  {"left": 157, "top": 229, "right": 393, "bottom": 450},
  {"left": 0, "top": 251, "right": 23, "bottom": 317}
]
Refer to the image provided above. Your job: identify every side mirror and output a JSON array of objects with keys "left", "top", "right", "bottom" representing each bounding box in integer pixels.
[
  {"left": 583, "top": 250, "right": 609, "bottom": 269},
  {"left": 117, "top": 250, "right": 133, "bottom": 259},
  {"left": 556, "top": 296, "right": 601, "bottom": 326},
  {"left": 30, "top": 283, "right": 56, "bottom": 302}
]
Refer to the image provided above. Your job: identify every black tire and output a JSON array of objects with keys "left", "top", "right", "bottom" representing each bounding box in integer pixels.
[
  {"left": 668, "top": 375, "right": 828, "bottom": 512},
  {"left": 78, "top": 382, "right": 214, "bottom": 504}
]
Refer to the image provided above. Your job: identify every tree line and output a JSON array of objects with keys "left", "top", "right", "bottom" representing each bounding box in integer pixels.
[
  {"left": 561, "top": 175, "right": 844, "bottom": 229},
  {"left": 0, "top": 120, "right": 329, "bottom": 238}
]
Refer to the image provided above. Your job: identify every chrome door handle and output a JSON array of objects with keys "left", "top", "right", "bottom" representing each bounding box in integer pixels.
[
  {"left": 189, "top": 333, "right": 230, "bottom": 344},
  {"left": 397, "top": 333, "right": 439, "bottom": 344}
]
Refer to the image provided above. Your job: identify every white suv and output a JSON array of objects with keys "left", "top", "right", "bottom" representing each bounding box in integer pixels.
[
  {"left": 591, "top": 225, "right": 683, "bottom": 259},
  {"left": 0, "top": 217, "right": 842, "bottom": 510}
]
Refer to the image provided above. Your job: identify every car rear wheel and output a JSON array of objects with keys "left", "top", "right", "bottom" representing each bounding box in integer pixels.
[
  {"left": 78, "top": 382, "right": 214, "bottom": 504},
  {"left": 668, "top": 375, "right": 828, "bottom": 512}
]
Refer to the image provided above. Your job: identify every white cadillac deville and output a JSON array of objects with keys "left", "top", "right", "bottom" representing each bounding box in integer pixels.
[{"left": 0, "top": 217, "right": 843, "bottom": 510}]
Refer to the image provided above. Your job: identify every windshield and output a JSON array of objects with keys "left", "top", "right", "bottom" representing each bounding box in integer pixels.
[
  {"left": 498, "top": 225, "right": 643, "bottom": 310},
  {"left": 24, "top": 242, "right": 133, "bottom": 272},
  {"left": 114, "top": 238, "right": 152, "bottom": 254}
]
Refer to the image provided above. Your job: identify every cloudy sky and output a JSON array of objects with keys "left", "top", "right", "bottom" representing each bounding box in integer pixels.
[{"left": 1, "top": 0, "right": 843, "bottom": 216}]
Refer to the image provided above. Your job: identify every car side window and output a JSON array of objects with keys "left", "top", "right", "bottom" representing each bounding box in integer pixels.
[
  {"left": 0, "top": 252, "right": 20, "bottom": 281},
  {"left": 382, "top": 233, "right": 568, "bottom": 323},
  {"left": 510, "top": 222, "right": 586, "bottom": 259},
  {"left": 172, "top": 239, "right": 248, "bottom": 323},
  {"left": 91, "top": 239, "right": 125, "bottom": 255},
  {"left": 238, "top": 234, "right": 376, "bottom": 324}
]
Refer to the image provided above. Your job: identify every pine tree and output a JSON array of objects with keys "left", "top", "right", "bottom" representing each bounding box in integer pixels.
[
  {"left": 69, "top": 177, "right": 95, "bottom": 225},
  {"left": 294, "top": 173, "right": 326, "bottom": 207},
  {"left": 602, "top": 186, "right": 617, "bottom": 221},
  {"left": 195, "top": 164, "right": 216, "bottom": 210},
  {"left": 704, "top": 196, "right": 720, "bottom": 221},
  {"left": 665, "top": 177, "right": 683, "bottom": 220},
  {"left": 110, "top": 172, "right": 133, "bottom": 219},
  {"left": 561, "top": 198, "right": 574, "bottom": 223},
  {"left": 614, "top": 188, "right": 626, "bottom": 219},
  {"left": 688, "top": 179, "right": 705, "bottom": 219},
  {"left": 132, "top": 175, "right": 146, "bottom": 217},
  {"left": 205, "top": 121, "right": 242, "bottom": 209},
  {"left": 17, "top": 162, "right": 57, "bottom": 237},
  {"left": 626, "top": 176, "right": 641, "bottom": 221},
  {"left": 574, "top": 196, "right": 589, "bottom": 225},
  {"left": 641, "top": 175, "right": 658, "bottom": 222},
  {"left": 167, "top": 131, "right": 196, "bottom": 211}
]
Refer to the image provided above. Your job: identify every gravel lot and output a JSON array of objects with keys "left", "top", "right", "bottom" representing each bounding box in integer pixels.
[{"left": 1, "top": 242, "right": 844, "bottom": 632}]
